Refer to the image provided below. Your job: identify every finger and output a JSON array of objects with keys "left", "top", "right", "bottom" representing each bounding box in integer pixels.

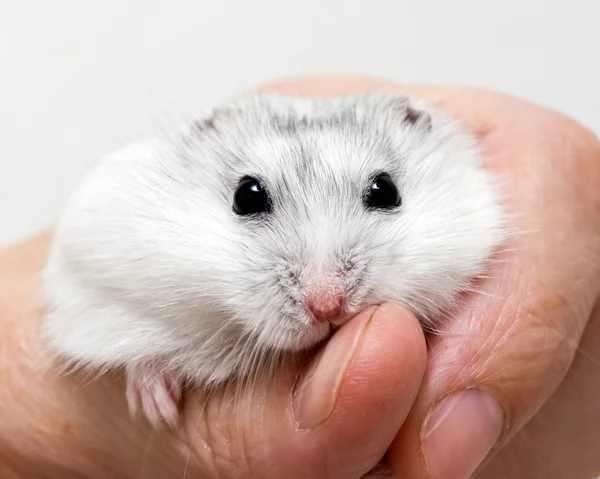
[
  {"left": 388, "top": 96, "right": 600, "bottom": 478},
  {"left": 183, "top": 303, "right": 427, "bottom": 479}
]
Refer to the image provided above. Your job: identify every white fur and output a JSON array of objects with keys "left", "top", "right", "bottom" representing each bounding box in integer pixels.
[{"left": 41, "top": 93, "right": 505, "bottom": 386}]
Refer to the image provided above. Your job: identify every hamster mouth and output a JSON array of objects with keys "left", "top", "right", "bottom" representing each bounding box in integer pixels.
[
  {"left": 273, "top": 309, "right": 357, "bottom": 353},
  {"left": 292, "top": 313, "right": 353, "bottom": 350},
  {"left": 281, "top": 320, "right": 333, "bottom": 352}
]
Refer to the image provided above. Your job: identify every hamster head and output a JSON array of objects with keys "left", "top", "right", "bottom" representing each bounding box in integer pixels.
[
  {"left": 44, "top": 93, "right": 504, "bottom": 384},
  {"left": 182, "top": 94, "right": 503, "bottom": 350}
]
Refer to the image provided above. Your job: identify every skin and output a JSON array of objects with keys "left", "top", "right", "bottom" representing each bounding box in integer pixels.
[{"left": 0, "top": 76, "right": 599, "bottom": 479}]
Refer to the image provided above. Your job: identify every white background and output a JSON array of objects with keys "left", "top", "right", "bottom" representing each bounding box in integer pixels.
[{"left": 1, "top": 0, "right": 598, "bottom": 246}]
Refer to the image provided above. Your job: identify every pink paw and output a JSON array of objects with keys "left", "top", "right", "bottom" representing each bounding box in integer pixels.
[{"left": 125, "top": 362, "right": 183, "bottom": 429}]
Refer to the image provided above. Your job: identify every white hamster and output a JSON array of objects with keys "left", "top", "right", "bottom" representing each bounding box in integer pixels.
[{"left": 41, "top": 93, "right": 504, "bottom": 427}]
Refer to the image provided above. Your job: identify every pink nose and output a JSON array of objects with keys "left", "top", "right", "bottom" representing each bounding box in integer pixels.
[{"left": 305, "top": 290, "right": 344, "bottom": 321}]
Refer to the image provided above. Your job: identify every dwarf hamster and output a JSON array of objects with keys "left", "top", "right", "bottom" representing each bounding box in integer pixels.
[{"left": 41, "top": 93, "right": 504, "bottom": 427}]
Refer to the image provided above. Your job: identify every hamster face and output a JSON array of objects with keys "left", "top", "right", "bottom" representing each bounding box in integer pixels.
[{"left": 42, "top": 94, "right": 504, "bottom": 384}]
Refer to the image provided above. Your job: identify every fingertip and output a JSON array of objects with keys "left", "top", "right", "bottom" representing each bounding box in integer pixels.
[
  {"left": 331, "top": 302, "right": 427, "bottom": 406},
  {"left": 310, "top": 302, "right": 427, "bottom": 475},
  {"left": 374, "top": 302, "right": 427, "bottom": 350}
]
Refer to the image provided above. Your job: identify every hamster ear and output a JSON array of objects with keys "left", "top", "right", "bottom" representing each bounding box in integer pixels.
[
  {"left": 193, "top": 106, "right": 235, "bottom": 133},
  {"left": 403, "top": 104, "right": 432, "bottom": 131},
  {"left": 371, "top": 94, "right": 433, "bottom": 132}
]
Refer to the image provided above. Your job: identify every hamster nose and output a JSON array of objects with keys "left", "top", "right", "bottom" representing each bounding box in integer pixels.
[{"left": 305, "top": 289, "right": 344, "bottom": 321}]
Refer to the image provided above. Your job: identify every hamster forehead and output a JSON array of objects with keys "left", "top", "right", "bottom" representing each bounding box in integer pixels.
[
  {"left": 180, "top": 94, "right": 419, "bottom": 216},
  {"left": 229, "top": 129, "right": 403, "bottom": 216}
]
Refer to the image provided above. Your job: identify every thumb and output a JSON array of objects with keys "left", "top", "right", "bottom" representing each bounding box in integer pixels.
[{"left": 184, "top": 303, "right": 427, "bottom": 479}]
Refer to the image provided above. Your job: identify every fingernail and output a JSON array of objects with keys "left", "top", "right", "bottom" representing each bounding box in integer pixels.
[
  {"left": 422, "top": 389, "right": 504, "bottom": 479},
  {"left": 292, "top": 306, "right": 376, "bottom": 429}
]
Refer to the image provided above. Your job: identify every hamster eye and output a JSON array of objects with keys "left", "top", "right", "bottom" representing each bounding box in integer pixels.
[
  {"left": 233, "top": 176, "right": 272, "bottom": 215},
  {"left": 364, "top": 173, "right": 402, "bottom": 209}
]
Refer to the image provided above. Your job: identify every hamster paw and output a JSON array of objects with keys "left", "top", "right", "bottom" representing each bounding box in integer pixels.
[{"left": 125, "top": 361, "right": 183, "bottom": 429}]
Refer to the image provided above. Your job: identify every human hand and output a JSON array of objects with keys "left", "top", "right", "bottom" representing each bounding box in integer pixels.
[{"left": 1, "top": 77, "right": 599, "bottom": 479}]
